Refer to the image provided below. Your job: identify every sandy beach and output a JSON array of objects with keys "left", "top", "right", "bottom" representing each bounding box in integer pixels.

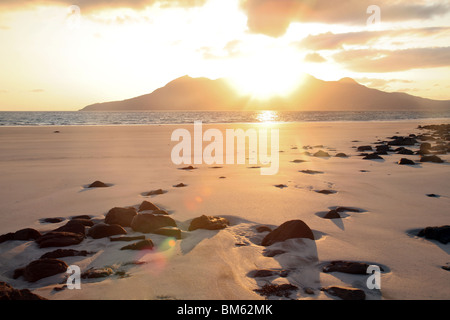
[{"left": 0, "top": 120, "right": 449, "bottom": 300}]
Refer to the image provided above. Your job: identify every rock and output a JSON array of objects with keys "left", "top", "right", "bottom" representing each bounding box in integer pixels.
[
  {"left": 179, "top": 166, "right": 196, "bottom": 170},
  {"left": 420, "top": 155, "right": 444, "bottom": 163},
  {"left": 263, "top": 249, "right": 286, "bottom": 257},
  {"left": 52, "top": 220, "right": 85, "bottom": 235},
  {"left": 251, "top": 270, "right": 276, "bottom": 278},
  {"left": 188, "top": 215, "right": 229, "bottom": 231},
  {"left": 173, "top": 183, "right": 187, "bottom": 187},
  {"left": 398, "top": 158, "right": 415, "bottom": 165},
  {"left": 322, "top": 261, "right": 381, "bottom": 274},
  {"left": 152, "top": 209, "right": 169, "bottom": 215},
  {"left": 299, "top": 170, "right": 324, "bottom": 174},
  {"left": 426, "top": 194, "right": 440, "bottom": 198},
  {"left": 335, "top": 153, "right": 348, "bottom": 157},
  {"left": 0, "top": 282, "right": 47, "bottom": 300},
  {"left": 138, "top": 200, "right": 160, "bottom": 212},
  {"left": 71, "top": 215, "right": 92, "bottom": 220},
  {"left": 35, "top": 232, "right": 84, "bottom": 248},
  {"left": 146, "top": 189, "right": 166, "bottom": 196},
  {"left": 304, "top": 287, "right": 315, "bottom": 295},
  {"left": 0, "top": 228, "right": 42, "bottom": 243},
  {"left": 87, "top": 223, "right": 127, "bottom": 239},
  {"left": 87, "top": 181, "right": 109, "bottom": 188},
  {"left": 40, "top": 249, "right": 91, "bottom": 259},
  {"left": 334, "top": 207, "right": 361, "bottom": 213},
  {"left": 321, "top": 286, "right": 366, "bottom": 300},
  {"left": 291, "top": 159, "right": 308, "bottom": 163},
  {"left": 357, "top": 146, "right": 373, "bottom": 152},
  {"left": 40, "top": 217, "right": 64, "bottom": 223},
  {"left": 256, "top": 225, "right": 272, "bottom": 233},
  {"left": 81, "top": 268, "right": 114, "bottom": 279},
  {"left": 261, "top": 220, "right": 314, "bottom": 246},
  {"left": 131, "top": 214, "right": 177, "bottom": 233},
  {"left": 417, "top": 226, "right": 450, "bottom": 244},
  {"left": 21, "top": 259, "right": 68, "bottom": 282},
  {"left": 110, "top": 235, "right": 146, "bottom": 242},
  {"left": 313, "top": 150, "right": 330, "bottom": 157},
  {"left": 69, "top": 218, "right": 94, "bottom": 227},
  {"left": 105, "top": 207, "right": 137, "bottom": 227},
  {"left": 420, "top": 142, "right": 432, "bottom": 152},
  {"left": 397, "top": 148, "right": 414, "bottom": 155},
  {"left": 388, "top": 137, "right": 417, "bottom": 146},
  {"left": 254, "top": 283, "right": 298, "bottom": 298},
  {"left": 274, "top": 184, "right": 287, "bottom": 189},
  {"left": 120, "top": 239, "right": 154, "bottom": 250},
  {"left": 316, "top": 190, "right": 336, "bottom": 195},
  {"left": 362, "top": 153, "right": 383, "bottom": 160},
  {"left": 375, "top": 145, "right": 391, "bottom": 153},
  {"left": 323, "top": 210, "right": 341, "bottom": 219},
  {"left": 152, "top": 227, "right": 182, "bottom": 239}
]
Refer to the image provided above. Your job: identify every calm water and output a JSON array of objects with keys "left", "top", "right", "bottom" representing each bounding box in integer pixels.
[{"left": 0, "top": 110, "right": 449, "bottom": 126}]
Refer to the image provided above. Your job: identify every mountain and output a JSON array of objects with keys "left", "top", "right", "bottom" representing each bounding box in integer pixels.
[{"left": 80, "top": 74, "right": 450, "bottom": 111}]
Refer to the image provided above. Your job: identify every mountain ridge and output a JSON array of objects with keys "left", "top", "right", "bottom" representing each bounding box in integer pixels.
[{"left": 80, "top": 74, "right": 450, "bottom": 111}]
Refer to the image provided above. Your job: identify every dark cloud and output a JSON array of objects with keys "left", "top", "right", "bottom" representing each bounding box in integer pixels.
[
  {"left": 0, "top": 0, "right": 206, "bottom": 12},
  {"left": 333, "top": 47, "right": 450, "bottom": 72},
  {"left": 240, "top": 0, "right": 450, "bottom": 37},
  {"left": 298, "top": 27, "right": 450, "bottom": 50},
  {"left": 303, "top": 52, "right": 326, "bottom": 63}
]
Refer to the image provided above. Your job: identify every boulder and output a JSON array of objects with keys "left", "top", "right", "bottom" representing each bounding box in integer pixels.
[
  {"left": 0, "top": 282, "right": 47, "bottom": 300},
  {"left": 357, "top": 146, "right": 373, "bottom": 152},
  {"left": 35, "top": 232, "right": 84, "bottom": 248},
  {"left": 0, "top": 228, "right": 42, "bottom": 244},
  {"left": 188, "top": 215, "right": 229, "bottom": 231},
  {"left": 40, "top": 217, "right": 64, "bottom": 223},
  {"left": 146, "top": 189, "right": 165, "bottom": 196},
  {"left": 87, "top": 223, "right": 127, "bottom": 239},
  {"left": 70, "top": 215, "right": 92, "bottom": 220},
  {"left": 105, "top": 207, "right": 137, "bottom": 227},
  {"left": 397, "top": 148, "right": 414, "bottom": 155},
  {"left": 173, "top": 183, "right": 187, "bottom": 188},
  {"left": 420, "top": 155, "right": 444, "bottom": 163},
  {"left": 69, "top": 218, "right": 94, "bottom": 227},
  {"left": 153, "top": 227, "right": 182, "bottom": 239},
  {"left": 322, "top": 261, "right": 381, "bottom": 274},
  {"left": 87, "top": 181, "right": 109, "bottom": 188},
  {"left": 321, "top": 286, "right": 366, "bottom": 300},
  {"left": 362, "top": 153, "right": 383, "bottom": 160},
  {"left": 388, "top": 137, "right": 417, "bottom": 146},
  {"left": 335, "top": 153, "right": 348, "bottom": 157},
  {"left": 138, "top": 200, "right": 159, "bottom": 212},
  {"left": 261, "top": 220, "right": 314, "bottom": 246},
  {"left": 323, "top": 210, "right": 341, "bottom": 219},
  {"left": 52, "top": 220, "right": 85, "bottom": 235},
  {"left": 417, "top": 226, "right": 450, "bottom": 244},
  {"left": 21, "top": 259, "right": 68, "bottom": 282},
  {"left": 313, "top": 150, "right": 330, "bottom": 157},
  {"left": 120, "top": 239, "right": 154, "bottom": 251},
  {"left": 131, "top": 214, "right": 177, "bottom": 233},
  {"left": 81, "top": 268, "right": 114, "bottom": 279},
  {"left": 398, "top": 158, "right": 415, "bottom": 165}
]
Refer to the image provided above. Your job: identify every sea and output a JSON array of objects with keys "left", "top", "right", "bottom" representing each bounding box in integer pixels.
[{"left": 0, "top": 110, "right": 449, "bottom": 126}]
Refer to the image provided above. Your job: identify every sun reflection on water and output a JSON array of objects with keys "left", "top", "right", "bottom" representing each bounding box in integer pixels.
[{"left": 256, "top": 110, "right": 279, "bottom": 123}]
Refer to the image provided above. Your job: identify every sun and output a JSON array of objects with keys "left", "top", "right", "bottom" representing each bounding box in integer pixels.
[{"left": 226, "top": 49, "right": 306, "bottom": 100}]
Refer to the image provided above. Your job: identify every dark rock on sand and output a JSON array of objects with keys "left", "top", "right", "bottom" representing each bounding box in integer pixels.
[
  {"left": 35, "top": 232, "right": 84, "bottom": 248},
  {"left": 323, "top": 210, "right": 341, "bottom": 219},
  {"left": 40, "top": 249, "right": 91, "bottom": 259},
  {"left": 87, "top": 181, "right": 109, "bottom": 188},
  {"left": 299, "top": 170, "right": 324, "bottom": 174},
  {"left": 397, "top": 148, "right": 414, "bottom": 155},
  {"left": 274, "top": 184, "right": 287, "bottom": 189},
  {"left": 417, "top": 226, "right": 450, "bottom": 244},
  {"left": 71, "top": 215, "right": 92, "bottom": 220},
  {"left": 0, "top": 228, "right": 42, "bottom": 243},
  {"left": 153, "top": 227, "right": 182, "bottom": 239},
  {"left": 398, "top": 158, "right": 416, "bottom": 165},
  {"left": 426, "top": 194, "right": 440, "bottom": 198},
  {"left": 322, "top": 261, "right": 382, "bottom": 274},
  {"left": 375, "top": 145, "right": 391, "bottom": 153},
  {"left": 188, "top": 215, "right": 229, "bottom": 231},
  {"left": 40, "top": 217, "right": 64, "bottom": 223},
  {"left": 250, "top": 269, "right": 277, "bottom": 278},
  {"left": 145, "top": 189, "right": 166, "bottom": 196},
  {"left": 120, "top": 239, "right": 154, "bottom": 251},
  {"left": 313, "top": 150, "right": 330, "bottom": 157},
  {"left": 420, "top": 155, "right": 444, "bottom": 163},
  {"left": 362, "top": 153, "right": 383, "bottom": 160},
  {"left": 20, "top": 259, "right": 68, "bottom": 282},
  {"left": 87, "top": 223, "right": 127, "bottom": 239},
  {"left": 335, "top": 153, "right": 348, "bottom": 157},
  {"left": 105, "top": 207, "right": 137, "bottom": 227},
  {"left": 357, "top": 146, "right": 373, "bottom": 152},
  {"left": 291, "top": 159, "right": 308, "bottom": 163},
  {"left": 52, "top": 220, "right": 86, "bottom": 235},
  {"left": 81, "top": 267, "right": 114, "bottom": 279},
  {"left": 131, "top": 214, "right": 177, "bottom": 233},
  {"left": 388, "top": 136, "right": 417, "bottom": 146},
  {"left": 138, "top": 200, "right": 160, "bottom": 212},
  {"left": 316, "top": 190, "right": 336, "bottom": 195},
  {"left": 321, "top": 286, "right": 366, "bottom": 300},
  {"left": 0, "top": 282, "right": 47, "bottom": 300},
  {"left": 256, "top": 226, "right": 272, "bottom": 233},
  {"left": 254, "top": 283, "right": 298, "bottom": 298},
  {"left": 261, "top": 220, "right": 314, "bottom": 246},
  {"left": 179, "top": 166, "right": 196, "bottom": 170},
  {"left": 69, "top": 218, "right": 94, "bottom": 227},
  {"left": 173, "top": 183, "right": 187, "bottom": 187}
]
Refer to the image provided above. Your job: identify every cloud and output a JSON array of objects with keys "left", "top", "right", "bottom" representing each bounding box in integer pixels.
[
  {"left": 297, "top": 27, "right": 450, "bottom": 50},
  {"left": 355, "top": 77, "right": 413, "bottom": 90},
  {"left": 303, "top": 52, "right": 326, "bottom": 63},
  {"left": 333, "top": 47, "right": 450, "bottom": 72},
  {"left": 0, "top": 0, "right": 207, "bottom": 12},
  {"left": 240, "top": 0, "right": 450, "bottom": 37}
]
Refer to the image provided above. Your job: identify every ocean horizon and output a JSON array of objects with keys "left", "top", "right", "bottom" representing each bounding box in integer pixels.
[{"left": 1, "top": 110, "right": 449, "bottom": 127}]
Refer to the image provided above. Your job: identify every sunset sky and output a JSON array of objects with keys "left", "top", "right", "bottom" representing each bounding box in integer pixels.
[{"left": 0, "top": 0, "right": 449, "bottom": 110}]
